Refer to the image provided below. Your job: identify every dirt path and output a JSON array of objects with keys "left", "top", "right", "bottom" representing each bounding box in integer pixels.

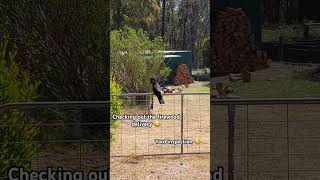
[{"left": 111, "top": 154, "right": 209, "bottom": 180}]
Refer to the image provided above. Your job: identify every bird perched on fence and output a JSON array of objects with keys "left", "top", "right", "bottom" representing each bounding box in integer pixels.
[{"left": 150, "top": 78, "right": 165, "bottom": 104}]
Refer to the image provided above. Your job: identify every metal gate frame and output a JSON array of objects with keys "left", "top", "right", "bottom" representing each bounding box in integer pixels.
[{"left": 211, "top": 98, "right": 320, "bottom": 180}]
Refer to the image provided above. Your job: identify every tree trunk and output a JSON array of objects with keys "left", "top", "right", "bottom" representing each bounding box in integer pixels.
[
  {"left": 114, "top": 0, "right": 123, "bottom": 29},
  {"left": 161, "top": 0, "right": 166, "bottom": 38}
]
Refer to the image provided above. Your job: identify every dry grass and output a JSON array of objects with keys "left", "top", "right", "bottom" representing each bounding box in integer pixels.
[{"left": 111, "top": 154, "right": 210, "bottom": 180}]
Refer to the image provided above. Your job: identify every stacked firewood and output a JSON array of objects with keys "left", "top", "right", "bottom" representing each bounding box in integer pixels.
[
  {"left": 212, "top": 7, "right": 270, "bottom": 76},
  {"left": 162, "top": 86, "right": 183, "bottom": 94},
  {"left": 173, "top": 64, "right": 194, "bottom": 86}
]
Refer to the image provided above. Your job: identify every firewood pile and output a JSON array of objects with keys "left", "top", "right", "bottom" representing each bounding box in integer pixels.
[
  {"left": 162, "top": 86, "right": 184, "bottom": 94},
  {"left": 212, "top": 7, "right": 270, "bottom": 76},
  {"left": 173, "top": 64, "right": 194, "bottom": 86}
]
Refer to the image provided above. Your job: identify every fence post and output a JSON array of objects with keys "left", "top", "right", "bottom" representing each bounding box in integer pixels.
[
  {"left": 304, "top": 24, "right": 309, "bottom": 40},
  {"left": 228, "top": 104, "right": 236, "bottom": 180},
  {"left": 286, "top": 104, "right": 289, "bottom": 180},
  {"left": 279, "top": 36, "right": 284, "bottom": 61},
  {"left": 181, "top": 94, "right": 184, "bottom": 154}
]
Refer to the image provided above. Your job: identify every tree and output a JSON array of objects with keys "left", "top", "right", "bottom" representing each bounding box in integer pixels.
[
  {"left": 202, "top": 36, "right": 210, "bottom": 68},
  {"left": 110, "top": 27, "right": 170, "bottom": 93},
  {"left": 111, "top": 0, "right": 210, "bottom": 69},
  {"left": 0, "top": 0, "right": 109, "bottom": 101},
  {"left": 161, "top": 0, "right": 166, "bottom": 38},
  {"left": 111, "top": 0, "right": 161, "bottom": 34},
  {"left": 164, "top": 0, "right": 210, "bottom": 68},
  {"left": 0, "top": 0, "right": 110, "bottom": 141}
]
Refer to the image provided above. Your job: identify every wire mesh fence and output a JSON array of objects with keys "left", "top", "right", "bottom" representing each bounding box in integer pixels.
[
  {"left": 0, "top": 102, "right": 110, "bottom": 179},
  {"left": 211, "top": 98, "right": 320, "bottom": 180},
  {"left": 110, "top": 93, "right": 210, "bottom": 157},
  {"left": 0, "top": 92, "right": 210, "bottom": 178}
]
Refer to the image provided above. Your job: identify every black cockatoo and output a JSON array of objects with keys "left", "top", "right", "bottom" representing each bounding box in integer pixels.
[{"left": 150, "top": 78, "right": 165, "bottom": 104}]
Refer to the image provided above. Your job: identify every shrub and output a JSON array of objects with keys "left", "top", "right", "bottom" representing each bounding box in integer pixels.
[
  {"left": 111, "top": 27, "right": 170, "bottom": 93},
  {"left": 202, "top": 36, "right": 210, "bottom": 68},
  {"left": 0, "top": 37, "right": 39, "bottom": 176},
  {"left": 110, "top": 77, "right": 123, "bottom": 142}
]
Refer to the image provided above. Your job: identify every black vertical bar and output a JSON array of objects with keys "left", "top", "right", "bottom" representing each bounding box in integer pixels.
[
  {"left": 36, "top": 109, "right": 39, "bottom": 170},
  {"left": 135, "top": 99, "right": 137, "bottom": 155},
  {"left": 148, "top": 95, "right": 150, "bottom": 155},
  {"left": 279, "top": 36, "right": 284, "bottom": 61},
  {"left": 304, "top": 24, "right": 309, "bottom": 40},
  {"left": 228, "top": 104, "right": 235, "bottom": 180},
  {"left": 246, "top": 104, "right": 249, "bottom": 180},
  {"left": 181, "top": 94, "right": 184, "bottom": 154},
  {"left": 174, "top": 95, "right": 176, "bottom": 153},
  {"left": 287, "top": 104, "right": 289, "bottom": 180},
  {"left": 198, "top": 95, "right": 201, "bottom": 152},
  {"left": 120, "top": 98, "right": 123, "bottom": 156},
  {"left": 79, "top": 108, "right": 82, "bottom": 170}
]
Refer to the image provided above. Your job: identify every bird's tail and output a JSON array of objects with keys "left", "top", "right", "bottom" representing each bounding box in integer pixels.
[{"left": 160, "top": 98, "right": 165, "bottom": 104}]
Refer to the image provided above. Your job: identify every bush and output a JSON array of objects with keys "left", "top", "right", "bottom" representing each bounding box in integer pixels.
[
  {"left": 111, "top": 27, "right": 170, "bottom": 93},
  {"left": 202, "top": 36, "right": 210, "bottom": 68},
  {"left": 0, "top": 37, "right": 39, "bottom": 176},
  {"left": 110, "top": 77, "right": 123, "bottom": 142}
]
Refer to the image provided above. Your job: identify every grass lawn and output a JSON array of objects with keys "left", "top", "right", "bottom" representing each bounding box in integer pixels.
[
  {"left": 192, "top": 68, "right": 210, "bottom": 76},
  {"left": 211, "top": 62, "right": 320, "bottom": 98},
  {"left": 262, "top": 23, "right": 320, "bottom": 42},
  {"left": 262, "top": 24, "right": 305, "bottom": 42},
  {"left": 232, "top": 79, "right": 320, "bottom": 98},
  {"left": 183, "top": 86, "right": 210, "bottom": 93}
]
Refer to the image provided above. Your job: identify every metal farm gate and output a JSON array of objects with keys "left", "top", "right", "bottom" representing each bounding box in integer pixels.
[
  {"left": 110, "top": 93, "right": 210, "bottom": 157},
  {"left": 211, "top": 98, "right": 320, "bottom": 180}
]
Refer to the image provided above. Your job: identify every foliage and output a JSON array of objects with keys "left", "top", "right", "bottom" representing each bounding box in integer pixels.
[
  {"left": 111, "top": 27, "right": 170, "bottom": 93},
  {"left": 0, "top": 37, "right": 39, "bottom": 176},
  {"left": 110, "top": 76, "right": 122, "bottom": 126},
  {"left": 111, "top": 0, "right": 160, "bottom": 33},
  {"left": 0, "top": 0, "right": 109, "bottom": 101},
  {"left": 202, "top": 36, "right": 210, "bottom": 68},
  {"left": 111, "top": 0, "right": 210, "bottom": 68},
  {"left": 110, "top": 77, "right": 123, "bottom": 142}
]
